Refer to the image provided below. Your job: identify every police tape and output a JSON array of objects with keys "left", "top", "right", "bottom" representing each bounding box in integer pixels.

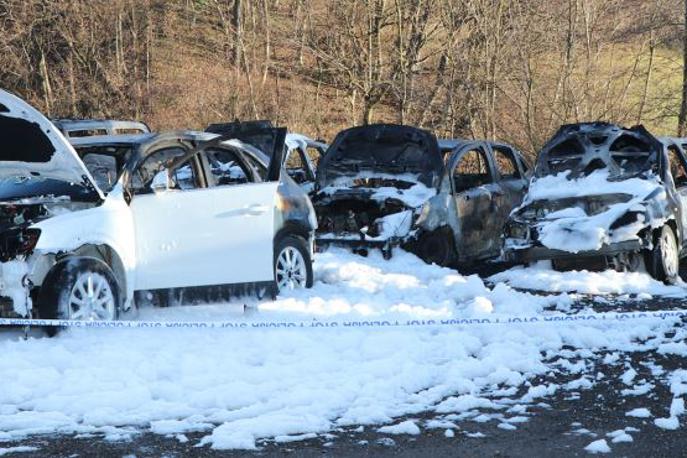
[{"left": 0, "top": 309, "right": 685, "bottom": 330}]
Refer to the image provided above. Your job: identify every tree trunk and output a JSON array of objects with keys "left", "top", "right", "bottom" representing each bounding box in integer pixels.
[{"left": 678, "top": 0, "right": 687, "bottom": 135}]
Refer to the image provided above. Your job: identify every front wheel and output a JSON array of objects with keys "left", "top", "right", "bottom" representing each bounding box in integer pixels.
[
  {"left": 38, "top": 258, "right": 121, "bottom": 336},
  {"left": 644, "top": 225, "right": 680, "bottom": 285},
  {"left": 274, "top": 235, "right": 314, "bottom": 293}
]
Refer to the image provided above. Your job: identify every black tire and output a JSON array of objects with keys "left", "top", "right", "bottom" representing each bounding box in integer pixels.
[
  {"left": 38, "top": 257, "right": 121, "bottom": 336},
  {"left": 274, "top": 235, "right": 314, "bottom": 293},
  {"left": 415, "top": 230, "right": 455, "bottom": 267},
  {"left": 644, "top": 225, "right": 680, "bottom": 285}
]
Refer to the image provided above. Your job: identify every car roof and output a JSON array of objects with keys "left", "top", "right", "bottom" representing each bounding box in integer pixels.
[
  {"left": 71, "top": 130, "right": 271, "bottom": 165},
  {"left": 53, "top": 119, "right": 150, "bottom": 133},
  {"left": 438, "top": 138, "right": 470, "bottom": 151},
  {"left": 69, "top": 133, "right": 157, "bottom": 147}
]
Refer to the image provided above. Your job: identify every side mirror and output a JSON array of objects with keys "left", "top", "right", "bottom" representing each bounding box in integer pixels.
[{"left": 150, "top": 170, "right": 172, "bottom": 193}]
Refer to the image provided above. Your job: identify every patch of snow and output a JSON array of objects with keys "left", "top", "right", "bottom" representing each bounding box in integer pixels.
[
  {"left": 606, "top": 429, "right": 633, "bottom": 443},
  {"left": 273, "top": 433, "right": 318, "bottom": 443},
  {"left": 377, "top": 420, "right": 420, "bottom": 436},
  {"left": 444, "top": 428, "right": 454, "bottom": 438},
  {"left": 375, "top": 437, "right": 396, "bottom": 447},
  {"left": 625, "top": 408, "right": 652, "bottom": 418},
  {"left": 654, "top": 416, "right": 680, "bottom": 430},
  {"left": 621, "top": 368, "right": 637, "bottom": 385},
  {"left": 584, "top": 438, "right": 611, "bottom": 454},
  {"left": 0, "top": 447, "right": 39, "bottom": 456},
  {"left": 621, "top": 383, "right": 654, "bottom": 397},
  {"left": 490, "top": 265, "right": 686, "bottom": 297}
]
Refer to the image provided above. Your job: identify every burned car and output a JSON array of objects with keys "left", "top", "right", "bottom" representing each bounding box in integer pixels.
[
  {"left": 0, "top": 89, "right": 316, "bottom": 327},
  {"left": 53, "top": 118, "right": 151, "bottom": 138},
  {"left": 312, "top": 124, "right": 530, "bottom": 266},
  {"left": 504, "top": 122, "right": 687, "bottom": 284},
  {"left": 206, "top": 121, "right": 327, "bottom": 194}
]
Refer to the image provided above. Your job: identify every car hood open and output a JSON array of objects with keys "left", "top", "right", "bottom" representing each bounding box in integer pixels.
[
  {"left": 316, "top": 124, "right": 444, "bottom": 189},
  {"left": 0, "top": 90, "right": 102, "bottom": 196}
]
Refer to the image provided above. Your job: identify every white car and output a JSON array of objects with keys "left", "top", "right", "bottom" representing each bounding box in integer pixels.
[{"left": 0, "top": 90, "right": 316, "bottom": 328}]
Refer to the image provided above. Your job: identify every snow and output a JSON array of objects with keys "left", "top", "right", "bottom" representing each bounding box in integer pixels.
[
  {"left": 518, "top": 169, "right": 665, "bottom": 253},
  {"left": 626, "top": 408, "right": 652, "bottom": 418},
  {"left": 0, "top": 249, "right": 684, "bottom": 449},
  {"left": 0, "top": 447, "right": 39, "bottom": 456},
  {"left": 377, "top": 420, "right": 421, "bottom": 435},
  {"left": 606, "top": 429, "right": 633, "bottom": 443},
  {"left": 490, "top": 264, "right": 686, "bottom": 296},
  {"left": 654, "top": 417, "right": 680, "bottom": 430},
  {"left": 0, "top": 261, "right": 30, "bottom": 316},
  {"left": 584, "top": 439, "right": 611, "bottom": 454},
  {"left": 525, "top": 170, "right": 660, "bottom": 204},
  {"left": 320, "top": 178, "right": 436, "bottom": 209}
]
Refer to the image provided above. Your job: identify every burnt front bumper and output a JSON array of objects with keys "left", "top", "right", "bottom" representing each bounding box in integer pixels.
[
  {"left": 315, "top": 236, "right": 401, "bottom": 254},
  {"left": 504, "top": 239, "right": 643, "bottom": 264}
]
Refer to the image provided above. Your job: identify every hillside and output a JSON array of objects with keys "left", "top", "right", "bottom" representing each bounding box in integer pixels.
[{"left": 0, "top": 0, "right": 684, "bottom": 158}]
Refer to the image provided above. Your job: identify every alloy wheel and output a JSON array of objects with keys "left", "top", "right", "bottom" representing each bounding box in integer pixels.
[
  {"left": 660, "top": 228, "right": 679, "bottom": 279},
  {"left": 67, "top": 272, "right": 116, "bottom": 320},
  {"left": 276, "top": 246, "right": 307, "bottom": 291}
]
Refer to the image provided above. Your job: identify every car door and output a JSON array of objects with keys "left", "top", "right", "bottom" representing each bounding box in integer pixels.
[
  {"left": 489, "top": 144, "right": 529, "bottom": 235},
  {"left": 449, "top": 143, "right": 502, "bottom": 260},
  {"left": 201, "top": 144, "right": 278, "bottom": 284},
  {"left": 129, "top": 146, "right": 223, "bottom": 291}
]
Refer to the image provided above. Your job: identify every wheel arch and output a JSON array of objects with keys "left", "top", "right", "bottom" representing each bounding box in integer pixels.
[
  {"left": 38, "top": 244, "right": 129, "bottom": 307},
  {"left": 274, "top": 220, "right": 311, "bottom": 244}
]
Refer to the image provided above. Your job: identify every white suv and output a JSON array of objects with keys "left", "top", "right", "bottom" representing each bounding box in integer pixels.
[{"left": 0, "top": 90, "right": 315, "bottom": 326}]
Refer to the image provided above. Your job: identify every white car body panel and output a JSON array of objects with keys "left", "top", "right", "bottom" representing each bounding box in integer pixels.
[
  {"left": 130, "top": 182, "right": 278, "bottom": 291},
  {"left": 30, "top": 185, "right": 137, "bottom": 307}
]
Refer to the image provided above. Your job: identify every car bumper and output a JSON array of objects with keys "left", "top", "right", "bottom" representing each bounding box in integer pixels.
[
  {"left": 315, "top": 236, "right": 398, "bottom": 252},
  {"left": 504, "top": 239, "right": 643, "bottom": 264}
]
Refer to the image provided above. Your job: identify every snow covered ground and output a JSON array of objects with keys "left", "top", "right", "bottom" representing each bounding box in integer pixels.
[{"left": 1, "top": 248, "right": 686, "bottom": 453}]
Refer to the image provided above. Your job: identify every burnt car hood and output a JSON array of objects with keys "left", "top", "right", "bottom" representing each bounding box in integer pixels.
[
  {"left": 0, "top": 90, "right": 102, "bottom": 197},
  {"left": 316, "top": 124, "right": 444, "bottom": 189},
  {"left": 535, "top": 122, "right": 663, "bottom": 179}
]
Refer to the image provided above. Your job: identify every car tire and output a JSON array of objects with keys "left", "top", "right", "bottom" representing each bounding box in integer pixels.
[
  {"left": 38, "top": 257, "right": 121, "bottom": 336},
  {"left": 644, "top": 225, "right": 680, "bottom": 285},
  {"left": 416, "top": 230, "right": 455, "bottom": 267},
  {"left": 274, "top": 235, "right": 314, "bottom": 293}
]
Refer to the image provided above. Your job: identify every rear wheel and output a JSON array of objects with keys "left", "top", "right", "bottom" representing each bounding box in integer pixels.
[
  {"left": 38, "top": 258, "right": 120, "bottom": 336},
  {"left": 274, "top": 235, "right": 313, "bottom": 293},
  {"left": 415, "top": 230, "right": 455, "bottom": 267},
  {"left": 644, "top": 225, "right": 680, "bottom": 284}
]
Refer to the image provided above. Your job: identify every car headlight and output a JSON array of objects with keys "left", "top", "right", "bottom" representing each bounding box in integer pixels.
[{"left": 505, "top": 221, "right": 528, "bottom": 240}]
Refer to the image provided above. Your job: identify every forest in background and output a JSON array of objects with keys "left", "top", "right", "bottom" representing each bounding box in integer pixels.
[{"left": 0, "top": 0, "right": 685, "bottom": 159}]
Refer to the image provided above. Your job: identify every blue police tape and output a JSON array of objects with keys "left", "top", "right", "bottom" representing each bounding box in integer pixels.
[{"left": 0, "top": 309, "right": 684, "bottom": 330}]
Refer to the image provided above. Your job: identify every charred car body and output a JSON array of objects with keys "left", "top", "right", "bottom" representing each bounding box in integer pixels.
[
  {"left": 504, "top": 122, "right": 687, "bottom": 283},
  {"left": 0, "top": 90, "right": 316, "bottom": 324},
  {"left": 312, "top": 124, "right": 530, "bottom": 266}
]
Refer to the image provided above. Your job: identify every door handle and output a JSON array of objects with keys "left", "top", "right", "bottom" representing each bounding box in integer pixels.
[{"left": 245, "top": 204, "right": 269, "bottom": 216}]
